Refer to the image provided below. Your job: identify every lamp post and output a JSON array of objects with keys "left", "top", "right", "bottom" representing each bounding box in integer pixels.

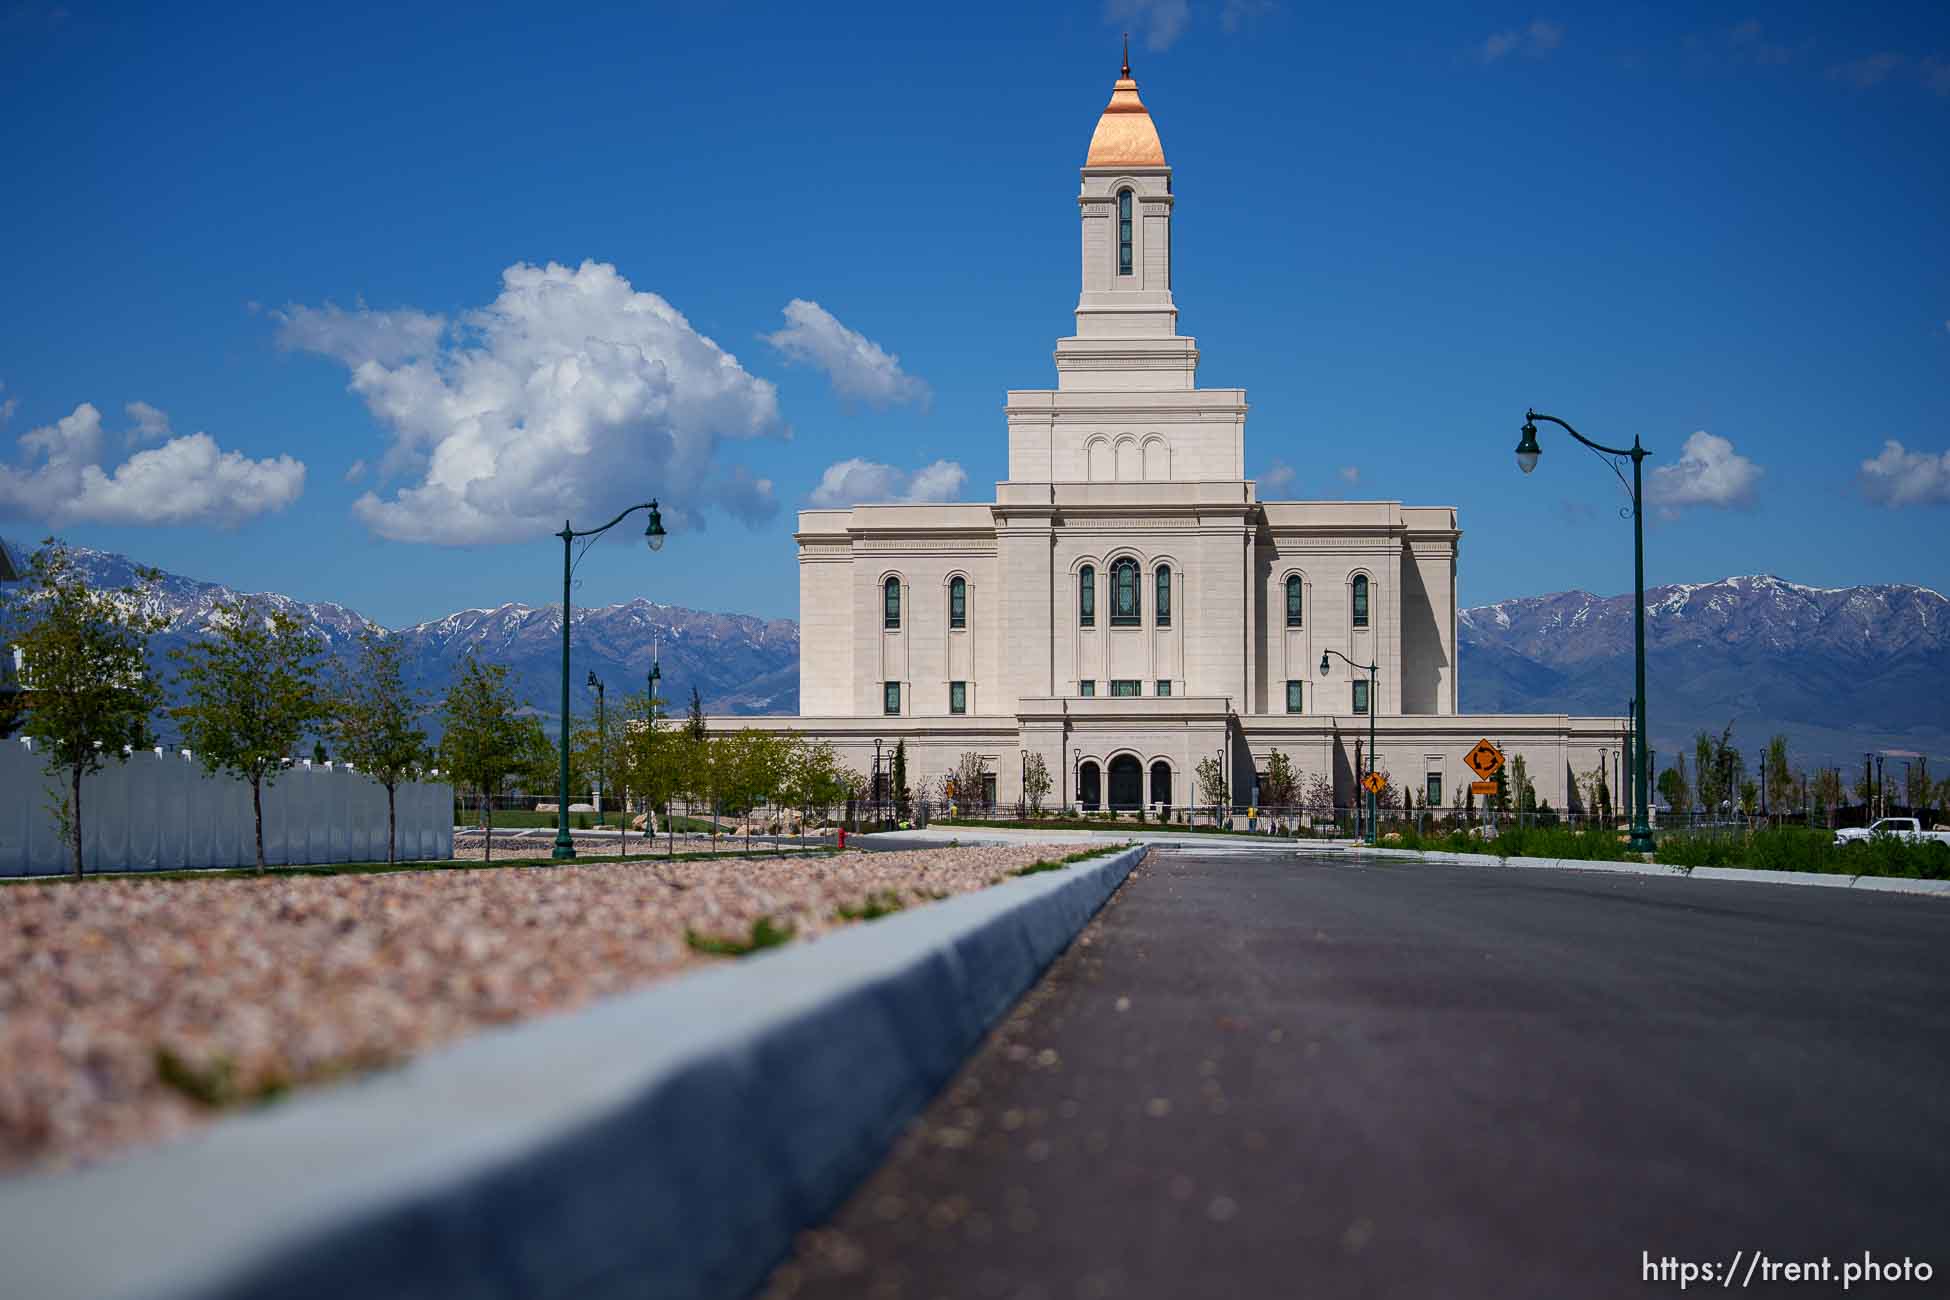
[
  {"left": 1517, "top": 412, "right": 1655, "bottom": 853},
  {"left": 873, "top": 738, "right": 884, "bottom": 825},
  {"left": 586, "top": 671, "right": 606, "bottom": 827},
  {"left": 645, "top": 656, "right": 662, "bottom": 850},
  {"left": 552, "top": 501, "right": 666, "bottom": 860},
  {"left": 1320, "top": 649, "right": 1378, "bottom": 846},
  {"left": 1624, "top": 699, "right": 1635, "bottom": 824}
]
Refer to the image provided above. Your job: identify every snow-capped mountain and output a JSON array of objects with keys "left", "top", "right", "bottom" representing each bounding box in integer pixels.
[
  {"left": 1459, "top": 575, "right": 1950, "bottom": 767},
  {"left": 8, "top": 542, "right": 1945, "bottom": 767},
  {"left": 1, "top": 542, "right": 800, "bottom": 728}
]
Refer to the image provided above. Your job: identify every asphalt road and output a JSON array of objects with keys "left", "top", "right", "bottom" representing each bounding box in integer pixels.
[{"left": 758, "top": 849, "right": 1950, "bottom": 1299}]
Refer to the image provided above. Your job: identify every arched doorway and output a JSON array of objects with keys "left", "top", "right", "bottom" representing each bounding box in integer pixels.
[
  {"left": 1150, "top": 761, "right": 1172, "bottom": 809},
  {"left": 1108, "top": 755, "right": 1143, "bottom": 810},
  {"left": 1078, "top": 761, "right": 1101, "bottom": 810}
]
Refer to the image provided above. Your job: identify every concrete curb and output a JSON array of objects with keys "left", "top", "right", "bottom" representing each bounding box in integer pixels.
[
  {"left": 1351, "top": 845, "right": 1950, "bottom": 897},
  {"left": 0, "top": 845, "right": 1149, "bottom": 1300}
]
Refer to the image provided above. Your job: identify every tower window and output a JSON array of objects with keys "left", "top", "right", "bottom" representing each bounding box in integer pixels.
[
  {"left": 1352, "top": 575, "right": 1369, "bottom": 629},
  {"left": 1156, "top": 565, "right": 1171, "bottom": 626},
  {"left": 884, "top": 681, "right": 901, "bottom": 715},
  {"left": 1110, "top": 679, "right": 1140, "bottom": 697},
  {"left": 1353, "top": 679, "right": 1369, "bottom": 715},
  {"left": 949, "top": 576, "right": 966, "bottom": 629},
  {"left": 1117, "top": 190, "right": 1133, "bottom": 276},
  {"left": 884, "top": 577, "right": 901, "bottom": 630},
  {"left": 1079, "top": 565, "right": 1095, "bottom": 627},
  {"left": 1110, "top": 558, "right": 1140, "bottom": 626},
  {"left": 1286, "top": 680, "right": 1303, "bottom": 714},
  {"left": 950, "top": 681, "right": 966, "bottom": 715},
  {"left": 1285, "top": 575, "right": 1303, "bottom": 627}
]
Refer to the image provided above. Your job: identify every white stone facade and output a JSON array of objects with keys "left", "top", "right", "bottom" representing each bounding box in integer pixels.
[{"left": 720, "top": 64, "right": 1626, "bottom": 814}]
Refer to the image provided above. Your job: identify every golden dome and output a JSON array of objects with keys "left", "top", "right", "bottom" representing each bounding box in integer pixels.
[{"left": 1084, "top": 47, "right": 1166, "bottom": 168}]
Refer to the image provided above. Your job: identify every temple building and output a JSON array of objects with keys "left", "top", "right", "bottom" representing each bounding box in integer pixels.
[{"left": 725, "top": 57, "right": 1626, "bottom": 814}]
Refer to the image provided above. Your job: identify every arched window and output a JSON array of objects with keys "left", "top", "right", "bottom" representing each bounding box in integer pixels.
[
  {"left": 1110, "top": 558, "right": 1140, "bottom": 626},
  {"left": 1079, "top": 566, "right": 1095, "bottom": 627},
  {"left": 949, "top": 576, "right": 966, "bottom": 629},
  {"left": 1352, "top": 575, "right": 1369, "bottom": 629},
  {"left": 1117, "top": 190, "right": 1133, "bottom": 276},
  {"left": 883, "top": 577, "right": 901, "bottom": 630},
  {"left": 1155, "top": 565, "right": 1172, "bottom": 627},
  {"left": 1285, "top": 575, "right": 1303, "bottom": 627}
]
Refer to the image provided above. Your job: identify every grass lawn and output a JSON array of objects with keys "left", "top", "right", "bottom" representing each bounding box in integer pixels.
[
  {"left": 455, "top": 810, "right": 722, "bottom": 832},
  {"left": 1387, "top": 823, "right": 1950, "bottom": 881},
  {"left": 927, "top": 816, "right": 1334, "bottom": 837}
]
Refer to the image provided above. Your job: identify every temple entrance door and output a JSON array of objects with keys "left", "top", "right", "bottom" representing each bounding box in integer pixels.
[
  {"left": 1078, "top": 761, "right": 1101, "bottom": 810},
  {"left": 1108, "top": 755, "right": 1143, "bottom": 810}
]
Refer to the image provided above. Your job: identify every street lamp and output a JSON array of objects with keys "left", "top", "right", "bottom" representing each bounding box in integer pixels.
[
  {"left": 552, "top": 500, "right": 666, "bottom": 860},
  {"left": 586, "top": 671, "right": 606, "bottom": 828},
  {"left": 1320, "top": 649, "right": 1378, "bottom": 846},
  {"left": 1516, "top": 411, "right": 1655, "bottom": 853}
]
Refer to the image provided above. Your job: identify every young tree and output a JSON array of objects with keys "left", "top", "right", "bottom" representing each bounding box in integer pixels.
[
  {"left": 892, "top": 740, "right": 910, "bottom": 818},
  {"left": 686, "top": 685, "right": 706, "bottom": 742},
  {"left": 1022, "top": 752, "right": 1052, "bottom": 816},
  {"left": 329, "top": 628, "right": 429, "bottom": 864},
  {"left": 1, "top": 541, "right": 166, "bottom": 879},
  {"left": 1765, "top": 734, "right": 1795, "bottom": 817},
  {"left": 172, "top": 597, "right": 326, "bottom": 873},
  {"left": 1301, "top": 771, "right": 1336, "bottom": 825},
  {"left": 1905, "top": 757, "right": 1933, "bottom": 825},
  {"left": 437, "top": 655, "right": 526, "bottom": 862},
  {"left": 949, "top": 751, "right": 989, "bottom": 812},
  {"left": 1194, "top": 755, "right": 1229, "bottom": 810},
  {"left": 1258, "top": 749, "right": 1298, "bottom": 807}
]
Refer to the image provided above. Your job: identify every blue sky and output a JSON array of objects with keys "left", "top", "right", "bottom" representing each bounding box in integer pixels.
[{"left": 2, "top": 1, "right": 1946, "bottom": 627}]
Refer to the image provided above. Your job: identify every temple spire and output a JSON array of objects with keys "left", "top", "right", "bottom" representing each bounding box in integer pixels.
[{"left": 1121, "top": 32, "right": 1130, "bottom": 79}]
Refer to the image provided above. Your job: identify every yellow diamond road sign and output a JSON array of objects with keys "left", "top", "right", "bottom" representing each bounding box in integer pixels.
[
  {"left": 1362, "top": 772, "right": 1386, "bottom": 795},
  {"left": 1465, "top": 739, "right": 1504, "bottom": 780}
]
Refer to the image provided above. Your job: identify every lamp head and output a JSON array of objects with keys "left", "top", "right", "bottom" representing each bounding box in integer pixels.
[
  {"left": 644, "top": 500, "right": 666, "bottom": 552},
  {"left": 1515, "top": 419, "right": 1542, "bottom": 475},
  {"left": 586, "top": 670, "right": 599, "bottom": 690},
  {"left": 1319, "top": 652, "right": 1331, "bottom": 676}
]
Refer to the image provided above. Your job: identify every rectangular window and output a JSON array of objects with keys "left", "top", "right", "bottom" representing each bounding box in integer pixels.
[
  {"left": 1353, "top": 576, "right": 1369, "bottom": 629},
  {"left": 1080, "top": 569, "right": 1095, "bottom": 628},
  {"left": 883, "top": 681, "right": 900, "bottom": 716},
  {"left": 1353, "top": 679, "right": 1369, "bottom": 715},
  {"left": 1156, "top": 568, "right": 1171, "bottom": 626},
  {"left": 1117, "top": 190, "right": 1133, "bottom": 276},
  {"left": 949, "top": 681, "right": 966, "bottom": 715},
  {"left": 1426, "top": 772, "right": 1442, "bottom": 807},
  {"left": 1155, "top": 680, "right": 1171, "bottom": 697},
  {"left": 1286, "top": 680, "right": 1302, "bottom": 714},
  {"left": 1080, "top": 680, "right": 1095, "bottom": 698},
  {"left": 1110, "top": 680, "right": 1140, "bottom": 697}
]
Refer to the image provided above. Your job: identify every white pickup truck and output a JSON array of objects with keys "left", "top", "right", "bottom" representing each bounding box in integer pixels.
[{"left": 1834, "top": 817, "right": 1950, "bottom": 847}]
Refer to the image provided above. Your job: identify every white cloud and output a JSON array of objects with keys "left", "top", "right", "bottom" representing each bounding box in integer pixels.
[
  {"left": 1828, "top": 52, "right": 1906, "bottom": 89},
  {"left": 0, "top": 380, "right": 14, "bottom": 427},
  {"left": 125, "top": 399, "right": 170, "bottom": 443},
  {"left": 1480, "top": 19, "right": 1564, "bottom": 63},
  {"left": 344, "top": 458, "right": 368, "bottom": 484},
  {"left": 1646, "top": 430, "right": 1762, "bottom": 514},
  {"left": 808, "top": 457, "right": 966, "bottom": 508},
  {"left": 1259, "top": 460, "right": 1296, "bottom": 493},
  {"left": 0, "top": 402, "right": 305, "bottom": 527},
  {"left": 762, "top": 299, "right": 929, "bottom": 409},
  {"left": 1338, "top": 465, "right": 1361, "bottom": 485},
  {"left": 1107, "top": 0, "right": 1190, "bottom": 53},
  {"left": 1858, "top": 440, "right": 1950, "bottom": 507},
  {"left": 274, "top": 301, "right": 447, "bottom": 367},
  {"left": 279, "top": 260, "right": 784, "bottom": 544}
]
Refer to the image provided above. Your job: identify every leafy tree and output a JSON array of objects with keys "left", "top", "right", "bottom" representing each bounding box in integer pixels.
[
  {"left": 1022, "top": 752, "right": 1051, "bottom": 816},
  {"left": 1905, "top": 757, "right": 1933, "bottom": 825},
  {"left": 892, "top": 740, "right": 910, "bottom": 817},
  {"left": 948, "top": 751, "right": 989, "bottom": 811},
  {"left": 1, "top": 540, "right": 166, "bottom": 879},
  {"left": 512, "top": 714, "right": 561, "bottom": 801},
  {"left": 1258, "top": 749, "right": 1297, "bottom": 807},
  {"left": 1696, "top": 723, "right": 1740, "bottom": 815},
  {"left": 172, "top": 597, "right": 326, "bottom": 873},
  {"left": 1194, "top": 755, "right": 1228, "bottom": 809},
  {"left": 437, "top": 655, "right": 526, "bottom": 861},
  {"left": 1508, "top": 754, "right": 1534, "bottom": 820},
  {"left": 329, "top": 629, "right": 429, "bottom": 864},
  {"left": 1738, "top": 778, "right": 1758, "bottom": 818},
  {"left": 1658, "top": 763, "right": 1689, "bottom": 815},
  {"left": 1765, "top": 734, "right": 1795, "bottom": 816},
  {"left": 686, "top": 685, "right": 706, "bottom": 742}
]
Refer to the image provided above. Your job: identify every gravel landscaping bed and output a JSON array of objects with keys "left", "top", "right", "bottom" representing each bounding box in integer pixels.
[{"left": 0, "top": 844, "right": 1093, "bottom": 1176}]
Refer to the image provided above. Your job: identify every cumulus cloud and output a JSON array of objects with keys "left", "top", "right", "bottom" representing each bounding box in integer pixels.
[
  {"left": 807, "top": 457, "right": 966, "bottom": 508},
  {"left": 1646, "top": 430, "right": 1762, "bottom": 514},
  {"left": 0, "top": 380, "right": 15, "bottom": 428},
  {"left": 274, "top": 301, "right": 446, "bottom": 367},
  {"left": 0, "top": 402, "right": 305, "bottom": 527},
  {"left": 1857, "top": 440, "right": 1950, "bottom": 507},
  {"left": 278, "top": 260, "right": 784, "bottom": 544},
  {"left": 1480, "top": 19, "right": 1564, "bottom": 63},
  {"left": 1107, "top": 0, "right": 1190, "bottom": 52},
  {"left": 762, "top": 299, "right": 929, "bottom": 409},
  {"left": 1259, "top": 460, "right": 1296, "bottom": 494},
  {"left": 125, "top": 399, "right": 170, "bottom": 444}
]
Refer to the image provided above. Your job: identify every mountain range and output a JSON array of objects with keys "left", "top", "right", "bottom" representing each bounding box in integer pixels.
[{"left": 6, "top": 542, "right": 1945, "bottom": 769}]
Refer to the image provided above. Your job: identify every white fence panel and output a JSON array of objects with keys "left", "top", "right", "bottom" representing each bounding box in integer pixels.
[{"left": 0, "top": 741, "right": 453, "bottom": 877}]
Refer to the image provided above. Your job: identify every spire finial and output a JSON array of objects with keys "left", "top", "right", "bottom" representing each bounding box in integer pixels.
[{"left": 1121, "top": 32, "right": 1130, "bottom": 78}]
